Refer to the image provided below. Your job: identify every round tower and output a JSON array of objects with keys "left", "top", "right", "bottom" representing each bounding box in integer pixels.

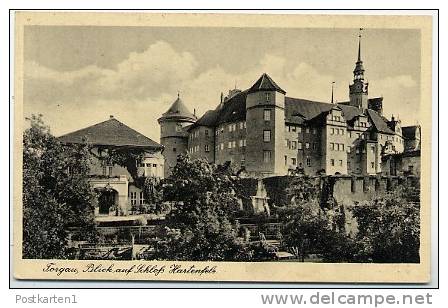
[
  {"left": 245, "top": 73, "right": 287, "bottom": 177},
  {"left": 158, "top": 94, "right": 197, "bottom": 178}
]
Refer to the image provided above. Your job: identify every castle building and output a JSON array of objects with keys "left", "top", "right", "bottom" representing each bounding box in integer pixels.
[{"left": 159, "top": 35, "right": 420, "bottom": 178}]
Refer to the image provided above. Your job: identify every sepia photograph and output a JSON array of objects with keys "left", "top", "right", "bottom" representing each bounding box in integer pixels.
[{"left": 12, "top": 12, "right": 433, "bottom": 282}]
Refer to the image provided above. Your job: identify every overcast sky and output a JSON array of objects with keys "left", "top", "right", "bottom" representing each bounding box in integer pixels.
[{"left": 23, "top": 26, "right": 421, "bottom": 142}]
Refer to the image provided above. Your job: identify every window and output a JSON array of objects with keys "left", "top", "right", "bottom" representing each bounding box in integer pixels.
[
  {"left": 263, "top": 151, "right": 271, "bottom": 163},
  {"left": 108, "top": 166, "right": 113, "bottom": 176},
  {"left": 130, "top": 192, "right": 137, "bottom": 206},
  {"left": 336, "top": 144, "right": 340, "bottom": 151},
  {"left": 243, "top": 139, "right": 246, "bottom": 147},
  {"left": 305, "top": 142, "right": 310, "bottom": 149},
  {"left": 139, "top": 191, "right": 145, "bottom": 205},
  {"left": 349, "top": 131, "right": 352, "bottom": 138},
  {"left": 284, "top": 156, "right": 288, "bottom": 166},
  {"left": 371, "top": 162, "right": 375, "bottom": 169},
  {"left": 306, "top": 128, "right": 310, "bottom": 134},
  {"left": 264, "top": 109, "right": 271, "bottom": 121},
  {"left": 298, "top": 142, "right": 302, "bottom": 150},
  {"left": 291, "top": 158, "right": 297, "bottom": 165},
  {"left": 313, "top": 143, "right": 317, "bottom": 150},
  {"left": 347, "top": 161, "right": 351, "bottom": 169},
  {"left": 173, "top": 147, "right": 177, "bottom": 152},
  {"left": 312, "top": 128, "right": 317, "bottom": 135},
  {"left": 175, "top": 124, "right": 182, "bottom": 132},
  {"left": 228, "top": 125, "right": 232, "bottom": 132},
  {"left": 341, "top": 129, "right": 344, "bottom": 135},
  {"left": 232, "top": 141, "right": 236, "bottom": 148},
  {"left": 239, "top": 122, "right": 244, "bottom": 129},
  {"left": 297, "top": 127, "right": 302, "bottom": 133},
  {"left": 205, "top": 129, "right": 209, "bottom": 136},
  {"left": 228, "top": 142, "right": 232, "bottom": 149},
  {"left": 408, "top": 165, "right": 414, "bottom": 173},
  {"left": 330, "top": 159, "right": 335, "bottom": 166},
  {"left": 330, "top": 143, "right": 334, "bottom": 150},
  {"left": 241, "top": 158, "right": 246, "bottom": 167},
  {"left": 339, "top": 160, "right": 343, "bottom": 166},
  {"left": 205, "top": 145, "right": 210, "bottom": 152},
  {"left": 371, "top": 145, "right": 375, "bottom": 153},
  {"left": 266, "top": 92, "right": 270, "bottom": 102},
  {"left": 220, "top": 143, "right": 224, "bottom": 150},
  {"left": 102, "top": 165, "right": 107, "bottom": 176},
  {"left": 291, "top": 126, "right": 297, "bottom": 132},
  {"left": 341, "top": 144, "right": 344, "bottom": 151},
  {"left": 356, "top": 148, "right": 360, "bottom": 154},
  {"left": 263, "top": 130, "right": 271, "bottom": 142},
  {"left": 335, "top": 128, "right": 339, "bottom": 135},
  {"left": 331, "top": 128, "right": 334, "bottom": 135},
  {"left": 243, "top": 122, "right": 246, "bottom": 129},
  {"left": 348, "top": 145, "right": 352, "bottom": 153},
  {"left": 291, "top": 141, "right": 297, "bottom": 150},
  {"left": 306, "top": 157, "right": 311, "bottom": 167},
  {"left": 239, "top": 139, "right": 243, "bottom": 147}
]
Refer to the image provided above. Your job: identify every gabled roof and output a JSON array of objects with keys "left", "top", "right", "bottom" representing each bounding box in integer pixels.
[
  {"left": 188, "top": 110, "right": 219, "bottom": 130},
  {"left": 248, "top": 73, "right": 286, "bottom": 94},
  {"left": 285, "top": 97, "right": 334, "bottom": 123},
  {"left": 58, "top": 117, "right": 163, "bottom": 149},
  {"left": 160, "top": 96, "right": 197, "bottom": 121},
  {"left": 366, "top": 109, "right": 395, "bottom": 134},
  {"left": 337, "top": 104, "right": 365, "bottom": 122},
  {"left": 216, "top": 90, "right": 248, "bottom": 125}
]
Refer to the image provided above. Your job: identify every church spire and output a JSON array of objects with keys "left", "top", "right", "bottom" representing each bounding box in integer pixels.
[
  {"left": 357, "top": 32, "right": 362, "bottom": 62},
  {"left": 353, "top": 28, "right": 365, "bottom": 82}
]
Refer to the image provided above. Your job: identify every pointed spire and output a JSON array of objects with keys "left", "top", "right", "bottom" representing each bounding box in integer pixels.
[
  {"left": 357, "top": 28, "right": 364, "bottom": 62},
  {"left": 177, "top": 90, "right": 180, "bottom": 99},
  {"left": 331, "top": 81, "right": 335, "bottom": 104}
]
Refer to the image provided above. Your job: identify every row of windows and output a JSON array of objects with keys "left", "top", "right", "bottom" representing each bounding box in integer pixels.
[
  {"left": 329, "top": 143, "right": 345, "bottom": 151},
  {"left": 130, "top": 191, "right": 146, "bottom": 206},
  {"left": 332, "top": 115, "right": 342, "bottom": 122},
  {"left": 215, "top": 139, "right": 247, "bottom": 152},
  {"left": 286, "top": 140, "right": 317, "bottom": 150},
  {"left": 286, "top": 126, "right": 317, "bottom": 135},
  {"left": 216, "top": 121, "right": 247, "bottom": 136},
  {"left": 330, "top": 159, "right": 344, "bottom": 167},
  {"left": 330, "top": 127, "right": 345, "bottom": 135}
]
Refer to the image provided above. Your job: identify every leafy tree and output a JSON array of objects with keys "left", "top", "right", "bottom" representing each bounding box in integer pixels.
[
  {"left": 278, "top": 175, "right": 354, "bottom": 262},
  {"left": 22, "top": 115, "right": 95, "bottom": 259},
  {"left": 153, "top": 154, "right": 249, "bottom": 261},
  {"left": 351, "top": 184, "right": 420, "bottom": 263}
]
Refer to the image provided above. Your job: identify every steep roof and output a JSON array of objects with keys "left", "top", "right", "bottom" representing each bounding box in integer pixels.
[
  {"left": 337, "top": 104, "right": 364, "bottom": 122},
  {"left": 248, "top": 73, "right": 286, "bottom": 94},
  {"left": 188, "top": 110, "right": 219, "bottom": 130},
  {"left": 366, "top": 109, "right": 395, "bottom": 134},
  {"left": 160, "top": 96, "right": 197, "bottom": 121},
  {"left": 58, "top": 117, "right": 163, "bottom": 149},
  {"left": 285, "top": 97, "right": 334, "bottom": 123},
  {"left": 216, "top": 90, "right": 248, "bottom": 125}
]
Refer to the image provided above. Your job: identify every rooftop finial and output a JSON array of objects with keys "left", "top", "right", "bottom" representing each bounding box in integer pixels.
[
  {"left": 177, "top": 90, "right": 180, "bottom": 99},
  {"left": 331, "top": 81, "right": 335, "bottom": 104},
  {"left": 358, "top": 28, "right": 364, "bottom": 62}
]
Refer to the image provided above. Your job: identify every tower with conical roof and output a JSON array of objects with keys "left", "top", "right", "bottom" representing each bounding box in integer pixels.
[
  {"left": 349, "top": 32, "right": 369, "bottom": 109},
  {"left": 245, "top": 73, "right": 287, "bottom": 176},
  {"left": 158, "top": 93, "right": 197, "bottom": 177}
]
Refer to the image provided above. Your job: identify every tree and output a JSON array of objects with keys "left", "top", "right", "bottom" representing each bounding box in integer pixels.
[
  {"left": 278, "top": 175, "right": 355, "bottom": 262},
  {"left": 153, "top": 154, "right": 249, "bottom": 261},
  {"left": 351, "top": 184, "right": 420, "bottom": 263},
  {"left": 22, "top": 115, "right": 95, "bottom": 259}
]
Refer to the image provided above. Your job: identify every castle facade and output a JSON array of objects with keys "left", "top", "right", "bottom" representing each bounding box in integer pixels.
[{"left": 158, "top": 36, "right": 420, "bottom": 178}]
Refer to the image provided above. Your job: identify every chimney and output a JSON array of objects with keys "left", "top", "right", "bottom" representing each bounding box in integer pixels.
[{"left": 109, "top": 115, "right": 114, "bottom": 119}]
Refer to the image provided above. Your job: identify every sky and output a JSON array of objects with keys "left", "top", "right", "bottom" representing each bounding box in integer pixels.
[{"left": 23, "top": 26, "right": 421, "bottom": 142}]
